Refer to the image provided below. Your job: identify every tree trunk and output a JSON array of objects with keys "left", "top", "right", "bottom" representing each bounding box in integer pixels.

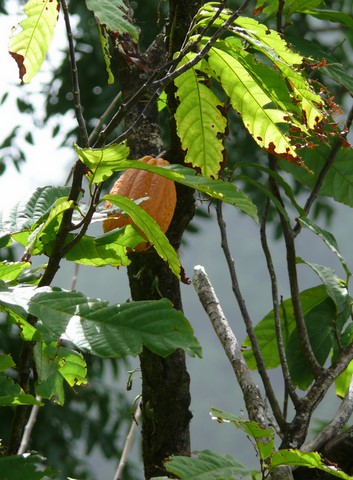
[{"left": 112, "top": 1, "right": 201, "bottom": 476}]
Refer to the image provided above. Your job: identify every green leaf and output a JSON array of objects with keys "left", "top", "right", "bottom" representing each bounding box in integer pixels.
[
  {"left": 74, "top": 142, "right": 130, "bottom": 183},
  {"left": 174, "top": 53, "right": 227, "bottom": 177},
  {"left": 243, "top": 285, "right": 329, "bottom": 370},
  {"left": 75, "top": 146, "right": 258, "bottom": 220},
  {"left": 211, "top": 408, "right": 274, "bottom": 460},
  {"left": 298, "top": 216, "right": 351, "bottom": 278},
  {"left": 301, "top": 8, "right": 353, "bottom": 32},
  {"left": 335, "top": 359, "right": 353, "bottom": 399},
  {"left": 296, "top": 258, "right": 350, "bottom": 315},
  {"left": 279, "top": 147, "right": 353, "bottom": 211},
  {"left": 34, "top": 342, "right": 87, "bottom": 405},
  {"left": 9, "top": 0, "right": 59, "bottom": 83},
  {"left": 0, "top": 186, "right": 71, "bottom": 236},
  {"left": 271, "top": 449, "right": 353, "bottom": 479},
  {"left": 28, "top": 289, "right": 202, "bottom": 358},
  {"left": 64, "top": 225, "right": 144, "bottom": 267},
  {"left": 207, "top": 42, "right": 300, "bottom": 163},
  {"left": 159, "top": 449, "right": 258, "bottom": 480},
  {"left": 0, "top": 376, "right": 43, "bottom": 406},
  {"left": 98, "top": 23, "right": 114, "bottom": 84},
  {"left": 0, "top": 354, "right": 15, "bottom": 372},
  {"left": 286, "top": 297, "right": 336, "bottom": 389},
  {"left": 0, "top": 454, "right": 56, "bottom": 480},
  {"left": 102, "top": 194, "right": 181, "bottom": 278},
  {"left": 0, "top": 261, "right": 31, "bottom": 282},
  {"left": 85, "top": 0, "right": 139, "bottom": 42}
]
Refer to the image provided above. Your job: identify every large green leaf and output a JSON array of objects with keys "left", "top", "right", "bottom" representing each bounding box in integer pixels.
[
  {"left": 242, "top": 285, "right": 330, "bottom": 370},
  {"left": 9, "top": 0, "right": 59, "bottom": 83},
  {"left": 102, "top": 194, "right": 181, "bottom": 278},
  {"left": 174, "top": 54, "right": 227, "bottom": 177},
  {"left": 271, "top": 449, "right": 353, "bottom": 479},
  {"left": 75, "top": 146, "right": 258, "bottom": 220},
  {"left": 85, "top": 0, "right": 139, "bottom": 42},
  {"left": 28, "top": 289, "right": 202, "bottom": 358},
  {"left": 159, "top": 449, "right": 257, "bottom": 480},
  {"left": 0, "top": 186, "right": 71, "bottom": 236},
  {"left": 0, "top": 455, "right": 56, "bottom": 480}
]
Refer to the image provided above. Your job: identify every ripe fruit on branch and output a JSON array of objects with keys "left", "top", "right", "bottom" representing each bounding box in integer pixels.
[{"left": 103, "top": 156, "right": 177, "bottom": 251}]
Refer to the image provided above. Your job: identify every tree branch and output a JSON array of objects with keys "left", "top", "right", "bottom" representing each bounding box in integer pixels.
[
  {"left": 17, "top": 397, "right": 42, "bottom": 455},
  {"left": 268, "top": 157, "right": 323, "bottom": 378},
  {"left": 260, "top": 199, "right": 300, "bottom": 409},
  {"left": 215, "top": 201, "right": 286, "bottom": 430},
  {"left": 301, "top": 375, "right": 353, "bottom": 453},
  {"left": 192, "top": 265, "right": 267, "bottom": 426}
]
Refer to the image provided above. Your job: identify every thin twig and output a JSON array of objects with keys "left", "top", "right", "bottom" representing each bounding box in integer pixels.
[
  {"left": 268, "top": 157, "right": 323, "bottom": 378},
  {"left": 88, "top": 91, "right": 122, "bottom": 145},
  {"left": 276, "top": 0, "right": 285, "bottom": 34},
  {"left": 61, "top": 0, "right": 89, "bottom": 148},
  {"left": 113, "top": 399, "right": 142, "bottom": 480},
  {"left": 17, "top": 396, "right": 42, "bottom": 455},
  {"left": 215, "top": 201, "right": 286, "bottom": 430},
  {"left": 192, "top": 265, "right": 267, "bottom": 426},
  {"left": 260, "top": 199, "right": 300, "bottom": 408}
]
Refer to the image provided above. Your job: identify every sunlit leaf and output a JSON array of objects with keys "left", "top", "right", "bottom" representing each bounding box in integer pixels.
[
  {"left": 0, "top": 261, "right": 31, "bottom": 282},
  {"left": 271, "top": 449, "right": 353, "bottom": 479},
  {"left": 0, "top": 376, "right": 43, "bottom": 406},
  {"left": 9, "top": 0, "right": 60, "bottom": 83},
  {"left": 174, "top": 53, "right": 227, "bottom": 177}
]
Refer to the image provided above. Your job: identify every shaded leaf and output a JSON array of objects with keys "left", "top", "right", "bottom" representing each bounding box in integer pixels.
[
  {"left": 85, "top": 0, "right": 139, "bottom": 42},
  {"left": 0, "top": 454, "right": 56, "bottom": 480},
  {"left": 34, "top": 342, "right": 87, "bottom": 405},
  {"left": 9, "top": 0, "right": 60, "bottom": 83},
  {"left": 28, "top": 289, "right": 202, "bottom": 358},
  {"left": 243, "top": 285, "right": 329, "bottom": 369},
  {"left": 0, "top": 376, "right": 43, "bottom": 406},
  {"left": 161, "top": 449, "right": 257, "bottom": 480},
  {"left": 0, "top": 354, "right": 15, "bottom": 372}
]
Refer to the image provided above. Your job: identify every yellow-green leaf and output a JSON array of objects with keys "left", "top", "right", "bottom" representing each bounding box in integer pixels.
[{"left": 9, "top": 0, "right": 60, "bottom": 83}]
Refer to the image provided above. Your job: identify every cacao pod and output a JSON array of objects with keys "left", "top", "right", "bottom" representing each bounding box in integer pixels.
[{"left": 103, "top": 156, "right": 177, "bottom": 251}]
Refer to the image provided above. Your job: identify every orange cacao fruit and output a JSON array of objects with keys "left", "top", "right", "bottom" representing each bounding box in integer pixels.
[{"left": 103, "top": 156, "right": 177, "bottom": 250}]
